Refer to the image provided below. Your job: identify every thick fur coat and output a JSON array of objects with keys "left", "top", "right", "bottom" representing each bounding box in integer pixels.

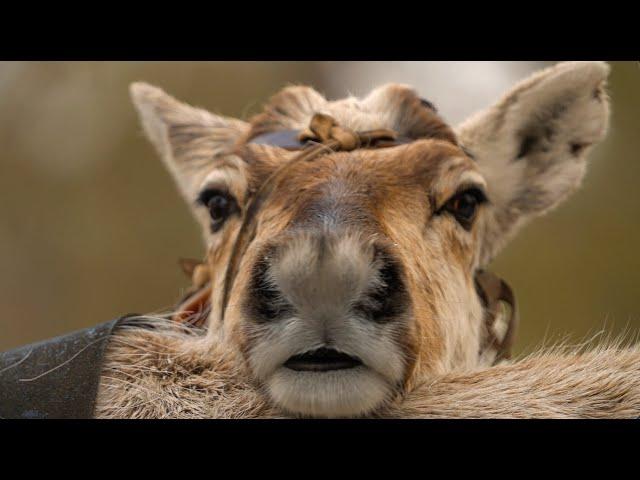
[{"left": 96, "top": 62, "right": 640, "bottom": 418}]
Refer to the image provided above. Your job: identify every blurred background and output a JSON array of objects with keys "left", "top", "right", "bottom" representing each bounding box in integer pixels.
[{"left": 0, "top": 61, "right": 638, "bottom": 355}]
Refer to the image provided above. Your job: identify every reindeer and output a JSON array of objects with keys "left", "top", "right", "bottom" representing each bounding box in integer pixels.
[{"left": 96, "top": 61, "right": 640, "bottom": 418}]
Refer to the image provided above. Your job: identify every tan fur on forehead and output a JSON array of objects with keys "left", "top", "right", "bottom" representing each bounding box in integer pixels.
[
  {"left": 243, "top": 139, "right": 473, "bottom": 208},
  {"left": 246, "top": 84, "right": 457, "bottom": 144}
]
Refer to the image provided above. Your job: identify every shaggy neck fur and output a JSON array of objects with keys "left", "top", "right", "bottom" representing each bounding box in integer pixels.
[{"left": 96, "top": 317, "right": 640, "bottom": 418}]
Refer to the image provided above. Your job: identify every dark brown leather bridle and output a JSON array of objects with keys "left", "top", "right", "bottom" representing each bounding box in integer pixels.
[{"left": 173, "top": 113, "right": 518, "bottom": 365}]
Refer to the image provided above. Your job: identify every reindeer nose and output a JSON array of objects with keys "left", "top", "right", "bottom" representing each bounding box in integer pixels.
[{"left": 245, "top": 234, "right": 408, "bottom": 325}]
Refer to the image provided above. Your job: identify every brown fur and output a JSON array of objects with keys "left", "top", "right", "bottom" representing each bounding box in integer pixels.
[
  {"left": 221, "top": 140, "right": 478, "bottom": 390},
  {"left": 97, "top": 319, "right": 640, "bottom": 418},
  {"left": 96, "top": 62, "right": 638, "bottom": 418}
]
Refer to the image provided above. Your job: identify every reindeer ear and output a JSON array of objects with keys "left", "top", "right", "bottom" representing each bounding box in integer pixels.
[
  {"left": 456, "top": 62, "right": 611, "bottom": 265},
  {"left": 130, "top": 82, "right": 249, "bottom": 202}
]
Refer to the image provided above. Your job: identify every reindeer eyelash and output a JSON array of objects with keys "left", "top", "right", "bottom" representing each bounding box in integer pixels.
[
  {"left": 455, "top": 186, "right": 487, "bottom": 204},
  {"left": 196, "top": 188, "right": 240, "bottom": 233},
  {"left": 197, "top": 187, "right": 230, "bottom": 206},
  {"left": 437, "top": 187, "right": 488, "bottom": 231}
]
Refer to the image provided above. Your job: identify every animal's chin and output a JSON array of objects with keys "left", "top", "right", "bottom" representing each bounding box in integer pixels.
[{"left": 266, "top": 361, "right": 392, "bottom": 418}]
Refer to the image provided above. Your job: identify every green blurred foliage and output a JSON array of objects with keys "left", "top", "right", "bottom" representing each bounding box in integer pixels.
[{"left": 0, "top": 61, "right": 638, "bottom": 354}]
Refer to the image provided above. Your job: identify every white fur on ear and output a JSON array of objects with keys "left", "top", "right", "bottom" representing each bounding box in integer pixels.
[
  {"left": 456, "top": 61, "right": 611, "bottom": 265},
  {"left": 130, "top": 82, "right": 249, "bottom": 201}
]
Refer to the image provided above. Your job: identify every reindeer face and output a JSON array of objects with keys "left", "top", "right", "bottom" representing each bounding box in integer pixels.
[
  {"left": 131, "top": 62, "right": 610, "bottom": 417},
  {"left": 215, "top": 139, "right": 488, "bottom": 417}
]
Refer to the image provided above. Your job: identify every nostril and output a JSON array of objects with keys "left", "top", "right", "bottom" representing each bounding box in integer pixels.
[
  {"left": 246, "top": 255, "right": 294, "bottom": 323},
  {"left": 353, "top": 251, "right": 407, "bottom": 323}
]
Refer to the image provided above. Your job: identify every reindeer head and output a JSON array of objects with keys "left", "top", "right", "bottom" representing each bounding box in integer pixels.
[{"left": 131, "top": 62, "right": 610, "bottom": 417}]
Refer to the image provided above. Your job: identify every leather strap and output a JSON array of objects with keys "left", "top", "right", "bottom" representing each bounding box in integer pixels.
[
  {"left": 173, "top": 258, "right": 212, "bottom": 327},
  {"left": 250, "top": 130, "right": 309, "bottom": 150},
  {"left": 249, "top": 126, "right": 415, "bottom": 151},
  {"left": 474, "top": 269, "right": 519, "bottom": 364}
]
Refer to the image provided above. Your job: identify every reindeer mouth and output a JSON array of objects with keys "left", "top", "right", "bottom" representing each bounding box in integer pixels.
[{"left": 284, "top": 347, "right": 363, "bottom": 372}]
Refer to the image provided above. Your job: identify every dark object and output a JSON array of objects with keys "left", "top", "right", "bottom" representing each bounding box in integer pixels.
[
  {"left": 475, "top": 270, "right": 519, "bottom": 363},
  {"left": 0, "top": 318, "right": 127, "bottom": 419},
  {"left": 249, "top": 129, "right": 415, "bottom": 151},
  {"left": 285, "top": 347, "right": 363, "bottom": 372}
]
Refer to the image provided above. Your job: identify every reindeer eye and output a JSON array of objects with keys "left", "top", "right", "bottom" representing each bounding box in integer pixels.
[
  {"left": 442, "top": 188, "right": 486, "bottom": 230},
  {"left": 197, "top": 189, "right": 239, "bottom": 233}
]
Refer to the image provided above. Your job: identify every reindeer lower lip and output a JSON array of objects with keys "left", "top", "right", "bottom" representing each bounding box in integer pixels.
[{"left": 284, "top": 347, "right": 362, "bottom": 372}]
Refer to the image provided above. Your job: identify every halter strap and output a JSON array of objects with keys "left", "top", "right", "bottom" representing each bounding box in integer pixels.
[
  {"left": 474, "top": 269, "right": 519, "bottom": 364},
  {"left": 250, "top": 128, "right": 415, "bottom": 151}
]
